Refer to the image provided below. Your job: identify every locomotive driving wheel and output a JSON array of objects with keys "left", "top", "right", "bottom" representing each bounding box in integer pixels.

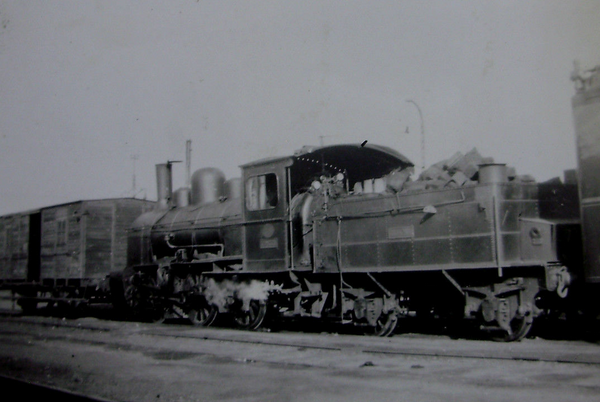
[
  {"left": 123, "top": 273, "right": 166, "bottom": 323},
  {"left": 233, "top": 299, "right": 267, "bottom": 330},
  {"left": 486, "top": 291, "right": 535, "bottom": 342},
  {"left": 470, "top": 277, "right": 538, "bottom": 342},
  {"left": 187, "top": 299, "right": 218, "bottom": 327},
  {"left": 368, "top": 312, "right": 399, "bottom": 337},
  {"left": 491, "top": 315, "right": 532, "bottom": 342}
]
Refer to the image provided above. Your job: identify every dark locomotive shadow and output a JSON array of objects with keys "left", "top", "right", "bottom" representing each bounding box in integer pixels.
[
  {"left": 259, "top": 313, "right": 491, "bottom": 340},
  {"left": 529, "top": 315, "right": 600, "bottom": 343},
  {"left": 394, "top": 316, "right": 491, "bottom": 341},
  {"left": 0, "top": 375, "right": 110, "bottom": 402},
  {"left": 13, "top": 303, "right": 125, "bottom": 322}
]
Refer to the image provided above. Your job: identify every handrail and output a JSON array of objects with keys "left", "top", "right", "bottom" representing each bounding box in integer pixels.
[{"left": 321, "top": 191, "right": 466, "bottom": 220}]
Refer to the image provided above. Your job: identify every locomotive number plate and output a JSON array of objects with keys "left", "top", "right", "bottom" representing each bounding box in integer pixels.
[{"left": 260, "top": 238, "right": 279, "bottom": 249}]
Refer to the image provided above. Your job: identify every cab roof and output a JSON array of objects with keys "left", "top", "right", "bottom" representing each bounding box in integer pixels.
[
  {"left": 293, "top": 143, "right": 412, "bottom": 189},
  {"left": 242, "top": 143, "right": 414, "bottom": 193}
]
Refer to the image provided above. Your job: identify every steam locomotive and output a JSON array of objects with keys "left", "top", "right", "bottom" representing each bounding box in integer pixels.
[
  {"left": 107, "top": 134, "right": 585, "bottom": 342},
  {"left": 4, "top": 67, "right": 600, "bottom": 342}
]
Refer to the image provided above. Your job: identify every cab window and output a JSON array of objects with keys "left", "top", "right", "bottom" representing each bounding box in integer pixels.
[{"left": 246, "top": 173, "right": 278, "bottom": 210}]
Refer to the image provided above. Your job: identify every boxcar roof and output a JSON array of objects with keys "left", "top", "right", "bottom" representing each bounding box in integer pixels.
[
  {"left": 0, "top": 208, "right": 41, "bottom": 219},
  {"left": 0, "top": 198, "right": 155, "bottom": 219},
  {"left": 40, "top": 197, "right": 155, "bottom": 210}
]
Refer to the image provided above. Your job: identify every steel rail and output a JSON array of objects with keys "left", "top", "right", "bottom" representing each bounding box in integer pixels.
[
  {"left": 2, "top": 315, "right": 599, "bottom": 366},
  {"left": 142, "top": 330, "right": 600, "bottom": 366}
]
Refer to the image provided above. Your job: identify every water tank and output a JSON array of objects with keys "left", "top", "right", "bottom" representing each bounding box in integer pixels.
[{"left": 191, "top": 168, "right": 225, "bottom": 205}]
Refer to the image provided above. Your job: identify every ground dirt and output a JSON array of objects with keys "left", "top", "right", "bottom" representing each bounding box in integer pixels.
[{"left": 0, "top": 295, "right": 600, "bottom": 402}]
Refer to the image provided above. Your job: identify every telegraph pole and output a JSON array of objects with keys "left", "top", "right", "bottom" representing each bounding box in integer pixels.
[{"left": 130, "top": 154, "right": 139, "bottom": 194}]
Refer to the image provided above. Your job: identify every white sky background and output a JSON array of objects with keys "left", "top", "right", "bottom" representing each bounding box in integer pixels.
[{"left": 0, "top": 1, "right": 598, "bottom": 215}]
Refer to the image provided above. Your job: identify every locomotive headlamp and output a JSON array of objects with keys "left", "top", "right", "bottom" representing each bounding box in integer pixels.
[
  {"left": 336, "top": 173, "right": 344, "bottom": 182},
  {"left": 311, "top": 181, "right": 322, "bottom": 190}
]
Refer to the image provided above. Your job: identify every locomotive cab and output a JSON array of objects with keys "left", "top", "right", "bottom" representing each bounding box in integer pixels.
[
  {"left": 240, "top": 144, "right": 414, "bottom": 273},
  {"left": 241, "top": 157, "right": 293, "bottom": 272}
]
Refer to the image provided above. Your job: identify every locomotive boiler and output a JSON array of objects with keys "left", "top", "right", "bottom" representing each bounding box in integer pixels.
[{"left": 115, "top": 142, "right": 581, "bottom": 341}]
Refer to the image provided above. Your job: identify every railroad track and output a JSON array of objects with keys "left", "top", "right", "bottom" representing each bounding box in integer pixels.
[
  {"left": 145, "top": 330, "right": 600, "bottom": 365},
  {"left": 2, "top": 314, "right": 600, "bottom": 367}
]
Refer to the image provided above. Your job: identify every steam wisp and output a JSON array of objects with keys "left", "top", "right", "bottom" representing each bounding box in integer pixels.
[{"left": 203, "top": 278, "right": 281, "bottom": 312}]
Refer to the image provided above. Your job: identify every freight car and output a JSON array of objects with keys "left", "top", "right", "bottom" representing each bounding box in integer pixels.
[
  {"left": 1, "top": 199, "right": 155, "bottom": 312},
  {"left": 0, "top": 210, "right": 39, "bottom": 286},
  {"left": 112, "top": 138, "right": 584, "bottom": 342}
]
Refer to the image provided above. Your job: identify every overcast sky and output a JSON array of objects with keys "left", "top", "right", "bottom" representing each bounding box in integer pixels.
[{"left": 0, "top": 1, "right": 598, "bottom": 215}]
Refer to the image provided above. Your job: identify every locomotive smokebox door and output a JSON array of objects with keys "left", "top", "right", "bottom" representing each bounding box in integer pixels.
[{"left": 241, "top": 158, "right": 293, "bottom": 272}]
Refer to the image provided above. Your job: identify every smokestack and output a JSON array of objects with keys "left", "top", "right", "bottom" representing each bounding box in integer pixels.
[{"left": 156, "top": 163, "right": 173, "bottom": 209}]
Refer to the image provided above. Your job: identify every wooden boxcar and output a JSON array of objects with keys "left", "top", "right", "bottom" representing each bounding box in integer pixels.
[
  {"left": 1, "top": 198, "right": 155, "bottom": 310},
  {"left": 0, "top": 210, "right": 40, "bottom": 285},
  {"left": 38, "top": 198, "right": 155, "bottom": 284}
]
